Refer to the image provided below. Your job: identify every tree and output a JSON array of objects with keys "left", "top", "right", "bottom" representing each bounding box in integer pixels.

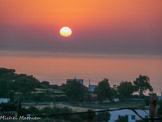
[
  {"left": 13, "top": 74, "right": 40, "bottom": 95},
  {"left": 0, "top": 68, "right": 15, "bottom": 76},
  {"left": 112, "top": 85, "right": 118, "bottom": 98},
  {"left": 69, "top": 115, "right": 82, "bottom": 122},
  {"left": 158, "top": 100, "right": 162, "bottom": 117},
  {"left": 65, "top": 80, "right": 88, "bottom": 102},
  {"left": 95, "top": 111, "right": 110, "bottom": 121},
  {"left": 25, "top": 106, "right": 40, "bottom": 115},
  {"left": 59, "top": 107, "right": 73, "bottom": 120},
  {"left": 0, "top": 68, "right": 16, "bottom": 97},
  {"left": 60, "top": 83, "right": 66, "bottom": 90},
  {"left": 0, "top": 79, "right": 10, "bottom": 97},
  {"left": 144, "top": 96, "right": 150, "bottom": 106},
  {"left": 41, "top": 106, "right": 73, "bottom": 120},
  {"left": 0, "top": 68, "right": 41, "bottom": 100},
  {"left": 0, "top": 103, "right": 17, "bottom": 112},
  {"left": 41, "top": 107, "right": 53, "bottom": 115},
  {"left": 133, "top": 75, "right": 153, "bottom": 96},
  {"left": 117, "top": 81, "right": 134, "bottom": 98},
  {"left": 41, "top": 81, "right": 50, "bottom": 88},
  {"left": 34, "top": 94, "right": 42, "bottom": 103},
  {"left": 95, "top": 78, "right": 112, "bottom": 102},
  {"left": 81, "top": 109, "right": 96, "bottom": 121}
]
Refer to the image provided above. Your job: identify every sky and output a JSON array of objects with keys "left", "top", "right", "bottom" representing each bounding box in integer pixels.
[{"left": 0, "top": 0, "right": 162, "bottom": 94}]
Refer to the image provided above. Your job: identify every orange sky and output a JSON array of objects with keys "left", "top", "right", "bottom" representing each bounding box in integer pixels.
[
  {"left": 0, "top": 0, "right": 161, "bottom": 55},
  {"left": 1, "top": 0, "right": 162, "bottom": 29}
]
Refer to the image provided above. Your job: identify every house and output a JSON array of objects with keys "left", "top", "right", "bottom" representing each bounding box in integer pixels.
[
  {"left": 89, "top": 85, "right": 97, "bottom": 92},
  {"left": 96, "top": 109, "right": 149, "bottom": 122},
  {"left": 0, "top": 98, "right": 9, "bottom": 104},
  {"left": 158, "top": 96, "right": 162, "bottom": 101},
  {"left": 158, "top": 92, "right": 162, "bottom": 101},
  {"left": 66, "top": 78, "right": 84, "bottom": 85},
  {"left": 113, "top": 98, "right": 119, "bottom": 102},
  {"left": 88, "top": 79, "right": 97, "bottom": 92},
  {"left": 109, "top": 109, "right": 149, "bottom": 122},
  {"left": 103, "top": 99, "right": 110, "bottom": 103}
]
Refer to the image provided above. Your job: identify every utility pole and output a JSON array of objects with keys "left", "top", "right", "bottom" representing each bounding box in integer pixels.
[
  {"left": 89, "top": 79, "right": 90, "bottom": 86},
  {"left": 149, "top": 93, "right": 158, "bottom": 122}
]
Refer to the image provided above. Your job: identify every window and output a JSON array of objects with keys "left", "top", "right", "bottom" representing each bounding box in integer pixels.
[{"left": 131, "top": 115, "right": 135, "bottom": 120}]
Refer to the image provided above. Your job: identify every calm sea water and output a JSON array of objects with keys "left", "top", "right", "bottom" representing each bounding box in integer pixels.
[{"left": 1, "top": 56, "right": 162, "bottom": 95}]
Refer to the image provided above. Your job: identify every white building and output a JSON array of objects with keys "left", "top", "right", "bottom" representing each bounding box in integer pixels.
[
  {"left": 113, "top": 98, "right": 119, "bottom": 102},
  {"left": 0, "top": 98, "right": 9, "bottom": 104},
  {"left": 66, "top": 78, "right": 84, "bottom": 85},
  {"left": 96, "top": 109, "right": 149, "bottom": 122},
  {"left": 158, "top": 92, "right": 162, "bottom": 101},
  {"left": 158, "top": 96, "right": 162, "bottom": 101},
  {"left": 110, "top": 109, "right": 149, "bottom": 122},
  {"left": 89, "top": 85, "right": 97, "bottom": 92},
  {"left": 88, "top": 80, "right": 97, "bottom": 92}
]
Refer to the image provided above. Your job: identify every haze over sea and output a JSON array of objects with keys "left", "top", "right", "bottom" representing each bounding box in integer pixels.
[{"left": 1, "top": 51, "right": 162, "bottom": 95}]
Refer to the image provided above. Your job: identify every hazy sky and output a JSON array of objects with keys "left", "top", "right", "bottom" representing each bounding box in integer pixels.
[
  {"left": 0, "top": 0, "right": 162, "bottom": 55},
  {"left": 0, "top": 0, "right": 162, "bottom": 94}
]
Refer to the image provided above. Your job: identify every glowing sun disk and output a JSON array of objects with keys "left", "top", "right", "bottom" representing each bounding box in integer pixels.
[{"left": 60, "top": 27, "right": 72, "bottom": 37}]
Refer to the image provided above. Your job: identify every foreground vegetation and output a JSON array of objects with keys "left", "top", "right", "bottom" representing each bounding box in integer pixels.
[
  {"left": 0, "top": 67, "right": 161, "bottom": 121},
  {"left": 0, "top": 102, "right": 110, "bottom": 122},
  {"left": 0, "top": 67, "right": 153, "bottom": 102}
]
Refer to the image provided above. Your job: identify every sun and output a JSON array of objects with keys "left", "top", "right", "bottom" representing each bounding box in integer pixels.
[{"left": 60, "top": 27, "right": 72, "bottom": 37}]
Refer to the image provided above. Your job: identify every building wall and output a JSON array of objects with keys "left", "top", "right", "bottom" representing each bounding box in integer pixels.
[
  {"left": 89, "top": 85, "right": 97, "bottom": 92},
  {"left": 66, "top": 79, "right": 84, "bottom": 85},
  {"left": 109, "top": 109, "right": 149, "bottom": 122},
  {"left": 0, "top": 98, "right": 9, "bottom": 104}
]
